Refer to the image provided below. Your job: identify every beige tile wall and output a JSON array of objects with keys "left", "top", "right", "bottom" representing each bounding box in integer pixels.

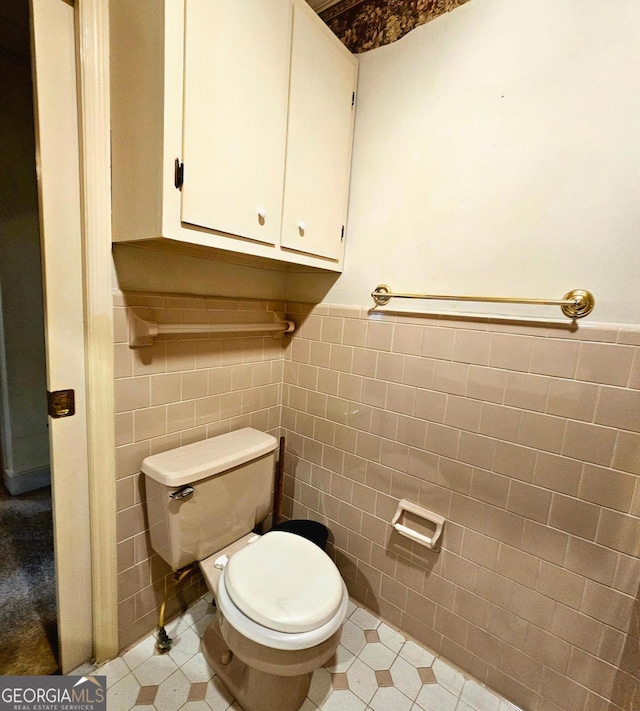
[
  {"left": 281, "top": 304, "right": 640, "bottom": 711},
  {"left": 113, "top": 290, "right": 639, "bottom": 711},
  {"left": 114, "top": 291, "right": 284, "bottom": 649}
]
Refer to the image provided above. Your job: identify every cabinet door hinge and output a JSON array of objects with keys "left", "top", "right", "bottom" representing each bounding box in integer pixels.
[
  {"left": 174, "top": 158, "right": 184, "bottom": 190},
  {"left": 341, "top": 225, "right": 345, "bottom": 241},
  {"left": 351, "top": 92, "right": 355, "bottom": 108}
]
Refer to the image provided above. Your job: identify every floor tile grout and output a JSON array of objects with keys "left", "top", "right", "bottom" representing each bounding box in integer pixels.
[{"left": 81, "top": 595, "right": 520, "bottom": 711}]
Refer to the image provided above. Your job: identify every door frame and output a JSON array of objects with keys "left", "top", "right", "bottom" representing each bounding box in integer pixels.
[
  {"left": 75, "top": 0, "right": 119, "bottom": 664},
  {"left": 31, "top": 0, "right": 118, "bottom": 669}
]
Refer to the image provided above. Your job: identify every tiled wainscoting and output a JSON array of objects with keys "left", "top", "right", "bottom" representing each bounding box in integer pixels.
[
  {"left": 281, "top": 304, "right": 640, "bottom": 711},
  {"left": 114, "top": 291, "right": 286, "bottom": 648},
  {"left": 114, "top": 291, "right": 640, "bottom": 711}
]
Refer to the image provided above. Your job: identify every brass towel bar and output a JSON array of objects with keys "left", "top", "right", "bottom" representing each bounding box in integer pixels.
[{"left": 371, "top": 285, "right": 595, "bottom": 319}]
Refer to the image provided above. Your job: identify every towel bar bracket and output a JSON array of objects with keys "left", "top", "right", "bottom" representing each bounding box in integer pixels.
[{"left": 560, "top": 289, "right": 595, "bottom": 319}]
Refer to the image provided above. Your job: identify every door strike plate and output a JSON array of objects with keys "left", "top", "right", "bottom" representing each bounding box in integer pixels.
[{"left": 48, "top": 389, "right": 75, "bottom": 418}]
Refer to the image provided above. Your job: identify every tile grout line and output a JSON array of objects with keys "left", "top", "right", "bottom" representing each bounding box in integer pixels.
[{"left": 88, "top": 595, "right": 520, "bottom": 711}]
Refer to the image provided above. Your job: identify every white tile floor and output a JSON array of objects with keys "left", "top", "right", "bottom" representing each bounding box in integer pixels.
[{"left": 82, "top": 597, "right": 520, "bottom": 711}]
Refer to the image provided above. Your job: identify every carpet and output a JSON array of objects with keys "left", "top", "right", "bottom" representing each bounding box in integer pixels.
[{"left": 0, "top": 482, "right": 59, "bottom": 675}]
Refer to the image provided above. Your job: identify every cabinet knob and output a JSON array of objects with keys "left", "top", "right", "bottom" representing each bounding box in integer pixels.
[
  {"left": 298, "top": 221, "right": 306, "bottom": 234},
  {"left": 257, "top": 209, "right": 267, "bottom": 220}
]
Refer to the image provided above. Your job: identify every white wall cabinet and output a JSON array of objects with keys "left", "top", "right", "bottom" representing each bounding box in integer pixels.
[
  {"left": 181, "top": 0, "right": 291, "bottom": 247},
  {"left": 281, "top": 3, "right": 358, "bottom": 261},
  {"left": 110, "top": 0, "right": 358, "bottom": 272}
]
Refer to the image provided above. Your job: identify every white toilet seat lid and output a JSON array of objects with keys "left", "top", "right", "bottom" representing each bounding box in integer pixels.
[
  {"left": 224, "top": 531, "right": 344, "bottom": 634},
  {"left": 217, "top": 569, "right": 348, "bottom": 650}
]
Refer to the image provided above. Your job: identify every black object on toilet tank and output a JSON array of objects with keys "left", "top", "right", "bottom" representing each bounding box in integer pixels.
[{"left": 270, "top": 520, "right": 329, "bottom": 551}]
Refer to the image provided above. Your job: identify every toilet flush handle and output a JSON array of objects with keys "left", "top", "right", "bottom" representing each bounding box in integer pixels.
[{"left": 169, "top": 485, "right": 194, "bottom": 501}]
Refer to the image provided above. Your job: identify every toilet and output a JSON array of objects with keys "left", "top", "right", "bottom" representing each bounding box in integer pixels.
[{"left": 142, "top": 428, "right": 348, "bottom": 711}]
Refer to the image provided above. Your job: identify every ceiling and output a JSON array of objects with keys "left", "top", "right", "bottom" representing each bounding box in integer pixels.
[{"left": 312, "top": 0, "right": 472, "bottom": 53}]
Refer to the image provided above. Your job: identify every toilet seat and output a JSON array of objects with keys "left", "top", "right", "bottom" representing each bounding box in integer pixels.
[
  {"left": 218, "top": 570, "right": 348, "bottom": 651},
  {"left": 217, "top": 531, "right": 348, "bottom": 651},
  {"left": 225, "top": 531, "right": 344, "bottom": 633}
]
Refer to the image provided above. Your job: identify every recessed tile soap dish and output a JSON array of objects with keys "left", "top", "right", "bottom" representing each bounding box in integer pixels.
[{"left": 391, "top": 499, "right": 445, "bottom": 551}]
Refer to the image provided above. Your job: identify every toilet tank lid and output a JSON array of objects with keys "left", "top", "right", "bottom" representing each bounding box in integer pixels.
[{"left": 141, "top": 428, "right": 278, "bottom": 487}]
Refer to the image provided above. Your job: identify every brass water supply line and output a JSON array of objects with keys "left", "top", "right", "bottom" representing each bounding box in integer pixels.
[{"left": 156, "top": 563, "right": 198, "bottom": 653}]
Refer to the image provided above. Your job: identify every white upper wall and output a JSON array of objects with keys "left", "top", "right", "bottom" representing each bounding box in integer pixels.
[{"left": 319, "top": 0, "right": 640, "bottom": 324}]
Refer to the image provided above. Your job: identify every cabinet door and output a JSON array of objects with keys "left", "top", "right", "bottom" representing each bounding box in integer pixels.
[
  {"left": 181, "top": 0, "right": 292, "bottom": 245},
  {"left": 280, "top": 1, "right": 358, "bottom": 261}
]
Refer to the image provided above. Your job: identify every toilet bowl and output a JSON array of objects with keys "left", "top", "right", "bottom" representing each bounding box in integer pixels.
[
  {"left": 198, "top": 530, "right": 348, "bottom": 710},
  {"left": 142, "top": 428, "right": 348, "bottom": 711}
]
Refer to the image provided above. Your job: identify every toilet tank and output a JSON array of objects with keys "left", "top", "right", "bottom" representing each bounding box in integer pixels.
[{"left": 142, "top": 428, "right": 278, "bottom": 570}]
